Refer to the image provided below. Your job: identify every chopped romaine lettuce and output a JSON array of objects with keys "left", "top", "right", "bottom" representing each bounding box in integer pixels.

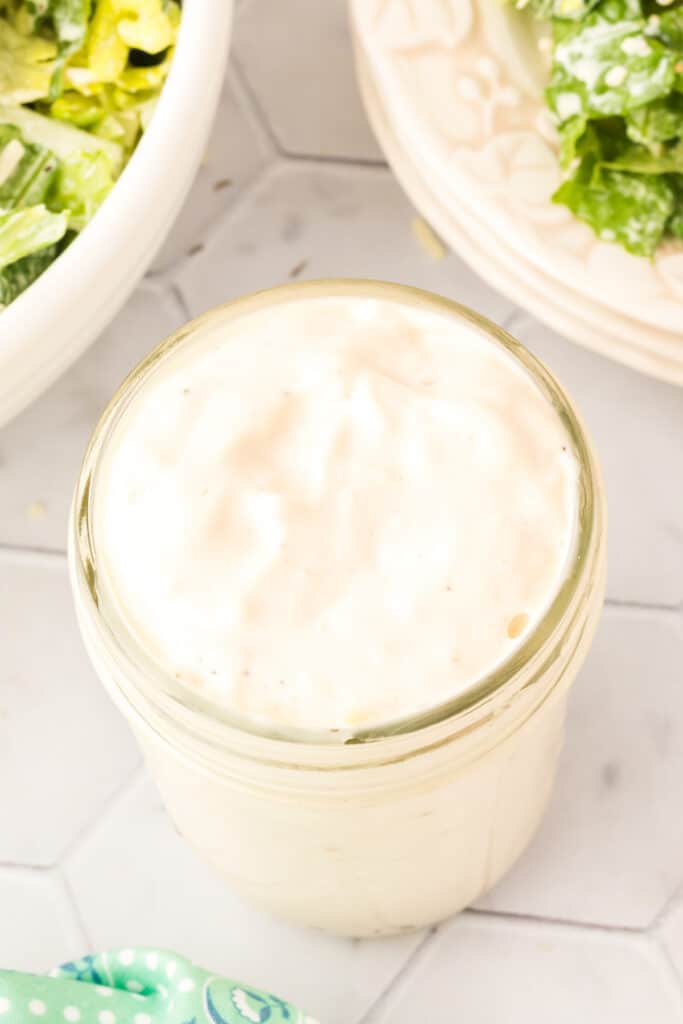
[
  {"left": 516, "top": 0, "right": 683, "bottom": 256},
  {"left": 0, "top": 203, "right": 67, "bottom": 268},
  {"left": 114, "top": 0, "right": 177, "bottom": 53},
  {"left": 668, "top": 177, "right": 683, "bottom": 240},
  {"left": 0, "top": 17, "right": 56, "bottom": 102},
  {"left": 0, "top": 0, "right": 178, "bottom": 305},
  {"left": 515, "top": 0, "right": 602, "bottom": 19},
  {"left": 5, "top": 0, "right": 91, "bottom": 57},
  {"left": 0, "top": 132, "right": 59, "bottom": 206},
  {"left": 51, "top": 147, "right": 114, "bottom": 228},
  {"left": 49, "top": 89, "right": 103, "bottom": 127},
  {"left": 0, "top": 103, "right": 124, "bottom": 169},
  {"left": 625, "top": 96, "right": 683, "bottom": 152},
  {"left": 554, "top": 161, "right": 676, "bottom": 255},
  {"left": 0, "top": 236, "right": 62, "bottom": 304},
  {"left": 7, "top": 0, "right": 94, "bottom": 95},
  {"left": 85, "top": 1, "right": 131, "bottom": 81},
  {"left": 548, "top": 3, "right": 677, "bottom": 124},
  {"left": 653, "top": 7, "right": 683, "bottom": 52}
]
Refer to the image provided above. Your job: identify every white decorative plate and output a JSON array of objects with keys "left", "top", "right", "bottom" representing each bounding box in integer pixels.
[
  {"left": 356, "top": 49, "right": 683, "bottom": 385},
  {"left": 351, "top": 0, "right": 683, "bottom": 357}
]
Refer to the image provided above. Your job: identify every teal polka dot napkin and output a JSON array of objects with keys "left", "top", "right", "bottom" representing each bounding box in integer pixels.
[{"left": 0, "top": 949, "right": 319, "bottom": 1023}]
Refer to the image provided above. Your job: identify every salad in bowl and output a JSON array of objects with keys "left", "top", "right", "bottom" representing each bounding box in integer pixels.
[
  {"left": 517, "top": 0, "right": 683, "bottom": 257},
  {"left": 0, "top": 0, "right": 179, "bottom": 307}
]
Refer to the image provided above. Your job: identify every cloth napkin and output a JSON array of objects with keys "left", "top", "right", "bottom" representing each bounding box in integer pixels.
[{"left": 0, "top": 949, "right": 319, "bottom": 1023}]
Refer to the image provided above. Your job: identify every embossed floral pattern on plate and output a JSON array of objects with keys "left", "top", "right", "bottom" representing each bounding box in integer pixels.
[{"left": 352, "top": 0, "right": 683, "bottom": 334}]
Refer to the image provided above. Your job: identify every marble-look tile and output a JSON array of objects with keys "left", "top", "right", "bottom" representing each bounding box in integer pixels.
[
  {"left": 233, "top": 0, "right": 382, "bottom": 161},
  {"left": 372, "top": 915, "right": 682, "bottom": 1023},
  {"left": 0, "top": 870, "right": 85, "bottom": 972},
  {"left": 175, "top": 161, "right": 516, "bottom": 327},
  {"left": 512, "top": 313, "right": 683, "bottom": 606},
  {"left": 66, "top": 773, "right": 424, "bottom": 1024},
  {"left": 0, "top": 551, "right": 140, "bottom": 866},
  {"left": 476, "top": 606, "right": 683, "bottom": 929},
  {"left": 0, "top": 283, "right": 184, "bottom": 553},
  {"left": 152, "top": 69, "right": 273, "bottom": 273},
  {"left": 657, "top": 888, "right": 683, "bottom": 984}
]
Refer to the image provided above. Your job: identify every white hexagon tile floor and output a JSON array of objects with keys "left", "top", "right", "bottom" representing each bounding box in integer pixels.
[{"left": 1, "top": 1, "right": 683, "bottom": 1022}]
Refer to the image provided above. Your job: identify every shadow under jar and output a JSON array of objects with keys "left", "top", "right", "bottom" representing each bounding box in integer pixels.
[{"left": 69, "top": 280, "right": 606, "bottom": 938}]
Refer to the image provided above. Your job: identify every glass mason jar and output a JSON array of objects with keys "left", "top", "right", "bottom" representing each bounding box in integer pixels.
[{"left": 69, "top": 281, "right": 607, "bottom": 938}]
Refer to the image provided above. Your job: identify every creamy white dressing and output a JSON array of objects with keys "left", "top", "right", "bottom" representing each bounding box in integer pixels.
[{"left": 94, "top": 293, "right": 579, "bottom": 732}]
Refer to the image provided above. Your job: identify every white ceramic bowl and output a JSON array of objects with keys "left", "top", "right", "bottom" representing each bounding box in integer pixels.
[{"left": 0, "top": 1, "right": 233, "bottom": 428}]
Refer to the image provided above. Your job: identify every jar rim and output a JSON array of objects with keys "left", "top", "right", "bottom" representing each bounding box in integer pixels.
[{"left": 71, "top": 278, "right": 603, "bottom": 748}]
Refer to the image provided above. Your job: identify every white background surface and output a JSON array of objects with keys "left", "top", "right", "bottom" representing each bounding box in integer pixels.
[{"left": 1, "top": 1, "right": 683, "bottom": 1021}]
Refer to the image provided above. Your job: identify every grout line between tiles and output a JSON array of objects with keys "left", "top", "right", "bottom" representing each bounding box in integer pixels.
[
  {"left": 145, "top": 65, "right": 279, "bottom": 282},
  {"left": 354, "top": 926, "right": 440, "bottom": 1024},
  {"left": 226, "top": 60, "right": 387, "bottom": 170},
  {"left": 278, "top": 150, "right": 388, "bottom": 170},
  {"left": 166, "top": 280, "right": 192, "bottom": 323},
  {"left": 604, "top": 598, "right": 682, "bottom": 619},
  {"left": 58, "top": 762, "right": 145, "bottom": 871},
  {"left": 651, "top": 881, "right": 683, "bottom": 934},
  {"left": 466, "top": 905, "right": 645, "bottom": 937},
  {"left": 0, "top": 861, "right": 55, "bottom": 876},
  {"left": 226, "top": 64, "right": 280, "bottom": 161},
  {"left": 54, "top": 868, "right": 93, "bottom": 954},
  {"left": 231, "top": 57, "right": 284, "bottom": 157},
  {"left": 0, "top": 542, "right": 66, "bottom": 564},
  {"left": 0, "top": 861, "right": 90, "bottom": 957},
  {"left": 651, "top": 933, "right": 683, "bottom": 1008}
]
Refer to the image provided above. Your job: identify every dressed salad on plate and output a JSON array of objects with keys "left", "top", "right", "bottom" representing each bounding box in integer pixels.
[
  {"left": 0, "top": 0, "right": 179, "bottom": 307},
  {"left": 516, "top": 0, "right": 683, "bottom": 257}
]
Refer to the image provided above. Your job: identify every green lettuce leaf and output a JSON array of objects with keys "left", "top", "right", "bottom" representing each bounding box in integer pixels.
[
  {"left": 668, "top": 177, "right": 683, "bottom": 240},
  {"left": 517, "top": 0, "right": 602, "bottom": 19},
  {"left": 651, "top": 7, "right": 683, "bottom": 52},
  {"left": 11, "top": 0, "right": 93, "bottom": 95},
  {"left": 0, "top": 235, "right": 63, "bottom": 304},
  {"left": 0, "top": 102, "right": 124, "bottom": 169},
  {"left": 520, "top": 0, "right": 683, "bottom": 255},
  {"left": 0, "top": 125, "right": 59, "bottom": 206},
  {"left": 50, "top": 147, "right": 114, "bottom": 228},
  {"left": 603, "top": 140, "right": 683, "bottom": 174},
  {"left": 44, "top": 0, "right": 92, "bottom": 55},
  {"left": 48, "top": 89, "right": 102, "bottom": 127},
  {"left": 83, "top": 0, "right": 177, "bottom": 82},
  {"left": 0, "top": 202, "right": 67, "bottom": 268},
  {"left": 0, "top": 16, "right": 56, "bottom": 102},
  {"left": 553, "top": 159, "right": 676, "bottom": 256},
  {"left": 625, "top": 95, "right": 683, "bottom": 152},
  {"left": 548, "top": 1, "right": 678, "bottom": 125},
  {"left": 0, "top": 0, "right": 179, "bottom": 303},
  {"left": 57, "top": 0, "right": 180, "bottom": 154},
  {"left": 84, "top": 0, "right": 129, "bottom": 81},
  {"left": 45, "top": 0, "right": 93, "bottom": 97},
  {"left": 0, "top": 115, "right": 115, "bottom": 230},
  {"left": 557, "top": 113, "right": 588, "bottom": 166},
  {"left": 114, "top": 0, "right": 176, "bottom": 53}
]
